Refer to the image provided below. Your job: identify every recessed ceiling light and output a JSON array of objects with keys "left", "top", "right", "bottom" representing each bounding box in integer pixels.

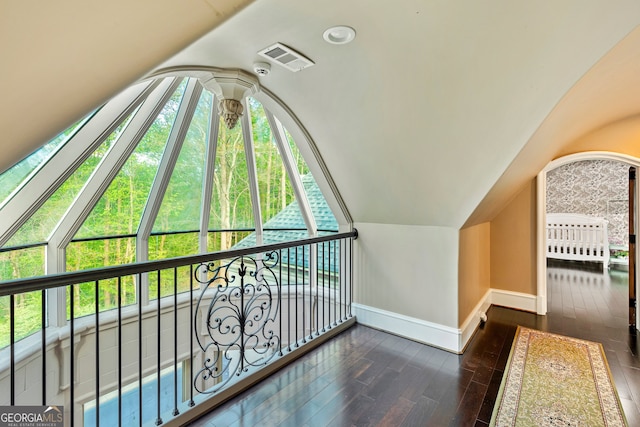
[{"left": 323, "top": 26, "right": 356, "bottom": 45}]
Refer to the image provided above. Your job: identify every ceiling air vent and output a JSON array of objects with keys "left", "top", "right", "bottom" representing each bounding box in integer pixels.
[{"left": 258, "top": 43, "right": 315, "bottom": 72}]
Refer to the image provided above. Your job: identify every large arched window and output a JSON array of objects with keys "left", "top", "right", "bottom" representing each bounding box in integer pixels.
[{"left": 0, "top": 69, "right": 345, "bottom": 341}]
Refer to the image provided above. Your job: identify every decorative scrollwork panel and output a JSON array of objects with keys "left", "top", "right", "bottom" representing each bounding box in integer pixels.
[{"left": 193, "top": 252, "right": 281, "bottom": 393}]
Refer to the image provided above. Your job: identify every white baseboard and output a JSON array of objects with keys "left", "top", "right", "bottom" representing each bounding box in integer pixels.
[
  {"left": 352, "top": 289, "right": 536, "bottom": 354},
  {"left": 352, "top": 303, "right": 462, "bottom": 353},
  {"left": 490, "top": 289, "right": 537, "bottom": 312}
]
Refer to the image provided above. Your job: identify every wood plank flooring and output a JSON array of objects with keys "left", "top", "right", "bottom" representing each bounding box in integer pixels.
[{"left": 189, "top": 263, "right": 640, "bottom": 426}]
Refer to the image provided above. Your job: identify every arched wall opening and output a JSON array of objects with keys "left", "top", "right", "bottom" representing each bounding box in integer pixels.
[{"left": 536, "top": 151, "right": 640, "bottom": 331}]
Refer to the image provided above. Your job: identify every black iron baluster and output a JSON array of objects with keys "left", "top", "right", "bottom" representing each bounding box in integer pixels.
[
  {"left": 188, "top": 264, "right": 195, "bottom": 407},
  {"left": 332, "top": 241, "right": 336, "bottom": 326},
  {"left": 321, "top": 242, "right": 326, "bottom": 332},
  {"left": 338, "top": 241, "right": 343, "bottom": 322},
  {"left": 117, "top": 277, "right": 122, "bottom": 426},
  {"left": 345, "top": 238, "right": 349, "bottom": 318},
  {"left": 41, "top": 289, "right": 46, "bottom": 406},
  {"left": 322, "top": 242, "right": 333, "bottom": 330},
  {"left": 302, "top": 245, "right": 306, "bottom": 344},
  {"left": 295, "top": 247, "right": 299, "bottom": 347},
  {"left": 328, "top": 241, "right": 332, "bottom": 329},
  {"left": 323, "top": 242, "right": 336, "bottom": 327},
  {"left": 345, "top": 239, "right": 348, "bottom": 320},
  {"left": 339, "top": 240, "right": 343, "bottom": 322},
  {"left": 287, "top": 248, "right": 291, "bottom": 352},
  {"left": 334, "top": 241, "right": 337, "bottom": 326},
  {"left": 331, "top": 241, "right": 335, "bottom": 325},
  {"left": 337, "top": 240, "right": 340, "bottom": 323},
  {"left": 95, "top": 280, "right": 100, "bottom": 427},
  {"left": 343, "top": 239, "right": 347, "bottom": 321},
  {"left": 137, "top": 274, "right": 142, "bottom": 427},
  {"left": 279, "top": 249, "right": 283, "bottom": 356},
  {"left": 239, "top": 257, "right": 246, "bottom": 373},
  {"left": 156, "top": 270, "right": 163, "bottom": 426},
  {"left": 343, "top": 238, "right": 346, "bottom": 318},
  {"left": 173, "top": 268, "right": 179, "bottom": 417},
  {"left": 327, "top": 242, "right": 340, "bottom": 326},
  {"left": 314, "top": 243, "right": 320, "bottom": 336},
  {"left": 10, "top": 294, "right": 15, "bottom": 406},
  {"left": 322, "top": 242, "right": 336, "bottom": 329},
  {"left": 338, "top": 241, "right": 341, "bottom": 324},
  {"left": 70, "top": 285, "right": 75, "bottom": 426},
  {"left": 307, "top": 245, "right": 313, "bottom": 341},
  {"left": 349, "top": 238, "right": 353, "bottom": 317}
]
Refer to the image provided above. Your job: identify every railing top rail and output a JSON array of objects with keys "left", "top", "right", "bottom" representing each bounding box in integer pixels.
[
  {"left": 0, "top": 228, "right": 341, "bottom": 252},
  {"left": 0, "top": 230, "right": 357, "bottom": 297}
]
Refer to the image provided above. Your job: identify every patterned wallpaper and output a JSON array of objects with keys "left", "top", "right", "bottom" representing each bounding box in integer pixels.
[{"left": 546, "top": 160, "right": 630, "bottom": 247}]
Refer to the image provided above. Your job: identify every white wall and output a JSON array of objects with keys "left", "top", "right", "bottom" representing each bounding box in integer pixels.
[{"left": 352, "top": 223, "right": 459, "bottom": 350}]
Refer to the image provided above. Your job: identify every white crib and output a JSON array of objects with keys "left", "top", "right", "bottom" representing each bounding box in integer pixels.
[{"left": 546, "top": 213, "right": 610, "bottom": 272}]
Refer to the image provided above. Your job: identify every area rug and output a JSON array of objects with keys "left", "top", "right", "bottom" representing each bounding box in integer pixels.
[{"left": 490, "top": 326, "right": 628, "bottom": 427}]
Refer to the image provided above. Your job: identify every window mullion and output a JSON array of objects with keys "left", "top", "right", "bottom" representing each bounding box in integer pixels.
[
  {"left": 241, "top": 98, "right": 263, "bottom": 245},
  {"left": 199, "top": 94, "right": 219, "bottom": 254},
  {"left": 136, "top": 78, "right": 202, "bottom": 306},
  {"left": 136, "top": 78, "right": 202, "bottom": 245}
]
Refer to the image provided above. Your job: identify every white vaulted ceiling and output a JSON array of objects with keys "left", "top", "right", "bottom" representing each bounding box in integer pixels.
[{"left": 3, "top": 0, "right": 640, "bottom": 229}]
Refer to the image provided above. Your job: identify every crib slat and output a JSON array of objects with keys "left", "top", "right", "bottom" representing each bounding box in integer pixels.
[{"left": 545, "top": 214, "right": 610, "bottom": 271}]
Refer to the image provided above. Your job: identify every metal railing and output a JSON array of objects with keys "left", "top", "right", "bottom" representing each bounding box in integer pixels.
[{"left": 0, "top": 230, "right": 357, "bottom": 426}]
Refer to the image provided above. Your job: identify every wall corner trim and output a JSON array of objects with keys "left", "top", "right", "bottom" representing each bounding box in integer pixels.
[{"left": 459, "top": 289, "right": 492, "bottom": 352}]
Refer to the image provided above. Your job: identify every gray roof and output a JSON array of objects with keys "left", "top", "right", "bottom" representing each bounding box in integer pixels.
[
  {"left": 235, "top": 174, "right": 337, "bottom": 246},
  {"left": 233, "top": 174, "right": 340, "bottom": 271}
]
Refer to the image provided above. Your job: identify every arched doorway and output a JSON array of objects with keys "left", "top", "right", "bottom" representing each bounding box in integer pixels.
[{"left": 537, "top": 151, "right": 639, "bottom": 331}]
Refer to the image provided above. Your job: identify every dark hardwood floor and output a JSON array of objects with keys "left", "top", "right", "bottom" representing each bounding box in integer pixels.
[{"left": 189, "top": 262, "right": 640, "bottom": 426}]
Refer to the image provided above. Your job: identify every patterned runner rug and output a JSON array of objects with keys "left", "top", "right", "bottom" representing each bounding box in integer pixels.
[{"left": 490, "top": 326, "right": 628, "bottom": 427}]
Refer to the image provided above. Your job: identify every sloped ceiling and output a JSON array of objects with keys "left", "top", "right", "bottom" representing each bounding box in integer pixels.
[
  {"left": 3, "top": 0, "right": 640, "bottom": 230},
  {"left": 466, "top": 23, "right": 640, "bottom": 227},
  {"left": 0, "top": 0, "right": 253, "bottom": 173}
]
